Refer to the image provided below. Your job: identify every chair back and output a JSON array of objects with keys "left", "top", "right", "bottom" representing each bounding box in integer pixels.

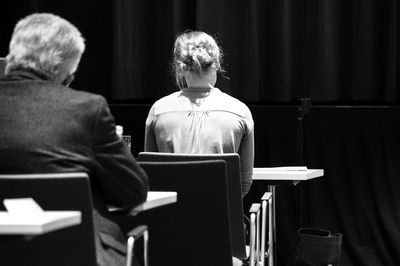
[
  {"left": 0, "top": 173, "right": 97, "bottom": 266},
  {"left": 137, "top": 160, "right": 233, "bottom": 266},
  {"left": 138, "top": 152, "right": 247, "bottom": 259}
]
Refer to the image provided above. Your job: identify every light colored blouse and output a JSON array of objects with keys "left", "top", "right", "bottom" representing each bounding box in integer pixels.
[{"left": 145, "top": 87, "right": 254, "bottom": 196}]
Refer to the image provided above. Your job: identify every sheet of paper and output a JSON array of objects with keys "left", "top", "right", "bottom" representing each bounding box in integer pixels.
[
  {"left": 255, "top": 166, "right": 308, "bottom": 171},
  {"left": 3, "top": 198, "right": 44, "bottom": 215}
]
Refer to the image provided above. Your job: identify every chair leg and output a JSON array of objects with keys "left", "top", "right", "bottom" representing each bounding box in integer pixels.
[
  {"left": 256, "top": 210, "right": 260, "bottom": 264},
  {"left": 126, "top": 236, "right": 135, "bottom": 266},
  {"left": 249, "top": 203, "right": 261, "bottom": 266},
  {"left": 261, "top": 192, "right": 273, "bottom": 266},
  {"left": 126, "top": 225, "right": 149, "bottom": 266},
  {"left": 143, "top": 230, "right": 149, "bottom": 266},
  {"left": 249, "top": 213, "right": 256, "bottom": 266},
  {"left": 268, "top": 196, "right": 273, "bottom": 266},
  {"left": 261, "top": 199, "right": 267, "bottom": 266}
]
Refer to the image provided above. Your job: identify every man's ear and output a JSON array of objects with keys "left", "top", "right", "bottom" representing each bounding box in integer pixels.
[{"left": 62, "top": 74, "right": 75, "bottom": 87}]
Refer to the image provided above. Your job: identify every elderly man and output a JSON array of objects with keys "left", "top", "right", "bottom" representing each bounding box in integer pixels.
[{"left": 0, "top": 13, "right": 148, "bottom": 266}]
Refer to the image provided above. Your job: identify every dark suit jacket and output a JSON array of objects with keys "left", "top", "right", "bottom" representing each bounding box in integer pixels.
[{"left": 0, "top": 69, "right": 149, "bottom": 266}]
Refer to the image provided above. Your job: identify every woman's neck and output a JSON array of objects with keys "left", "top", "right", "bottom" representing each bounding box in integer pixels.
[{"left": 184, "top": 69, "right": 217, "bottom": 89}]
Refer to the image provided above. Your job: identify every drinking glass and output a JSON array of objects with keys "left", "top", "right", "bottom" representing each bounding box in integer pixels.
[{"left": 122, "top": 135, "right": 131, "bottom": 150}]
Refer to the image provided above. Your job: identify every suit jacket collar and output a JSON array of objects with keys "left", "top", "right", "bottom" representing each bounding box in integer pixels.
[{"left": 3, "top": 68, "right": 51, "bottom": 82}]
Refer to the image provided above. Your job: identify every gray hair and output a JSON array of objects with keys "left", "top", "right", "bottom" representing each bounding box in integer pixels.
[{"left": 6, "top": 13, "right": 85, "bottom": 77}]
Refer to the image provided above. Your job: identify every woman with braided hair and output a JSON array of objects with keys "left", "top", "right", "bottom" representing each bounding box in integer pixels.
[{"left": 144, "top": 30, "right": 254, "bottom": 197}]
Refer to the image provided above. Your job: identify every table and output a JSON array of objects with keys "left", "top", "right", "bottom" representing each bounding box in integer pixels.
[
  {"left": 133, "top": 191, "right": 177, "bottom": 212},
  {"left": 108, "top": 191, "right": 177, "bottom": 214},
  {"left": 253, "top": 167, "right": 324, "bottom": 266},
  {"left": 0, "top": 198, "right": 81, "bottom": 235},
  {"left": 0, "top": 192, "right": 178, "bottom": 235}
]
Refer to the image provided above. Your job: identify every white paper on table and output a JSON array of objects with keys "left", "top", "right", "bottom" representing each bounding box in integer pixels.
[
  {"left": 3, "top": 198, "right": 44, "bottom": 216},
  {"left": 0, "top": 198, "right": 82, "bottom": 235},
  {"left": 255, "top": 166, "right": 308, "bottom": 171}
]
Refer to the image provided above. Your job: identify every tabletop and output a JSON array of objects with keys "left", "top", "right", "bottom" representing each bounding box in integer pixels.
[
  {"left": 253, "top": 167, "right": 324, "bottom": 181},
  {"left": 0, "top": 198, "right": 81, "bottom": 235},
  {"left": 134, "top": 191, "right": 177, "bottom": 212}
]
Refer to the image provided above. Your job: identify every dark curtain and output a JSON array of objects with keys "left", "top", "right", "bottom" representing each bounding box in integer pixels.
[
  {"left": 301, "top": 107, "right": 400, "bottom": 265},
  {"left": 256, "top": 106, "right": 400, "bottom": 266},
  {"left": 113, "top": 0, "right": 400, "bottom": 104},
  {"left": 253, "top": 106, "right": 400, "bottom": 266},
  {"left": 1, "top": 1, "right": 399, "bottom": 103}
]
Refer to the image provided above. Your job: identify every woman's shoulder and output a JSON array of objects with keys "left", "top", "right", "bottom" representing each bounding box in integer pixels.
[
  {"left": 152, "top": 91, "right": 189, "bottom": 115},
  {"left": 215, "top": 91, "right": 252, "bottom": 118}
]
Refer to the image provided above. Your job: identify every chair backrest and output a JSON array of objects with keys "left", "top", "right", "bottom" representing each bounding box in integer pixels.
[
  {"left": 138, "top": 152, "right": 247, "bottom": 259},
  {"left": 0, "top": 173, "right": 97, "bottom": 266},
  {"left": 137, "top": 160, "right": 233, "bottom": 266}
]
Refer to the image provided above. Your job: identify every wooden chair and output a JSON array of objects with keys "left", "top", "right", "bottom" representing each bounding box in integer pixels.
[
  {"left": 137, "top": 160, "right": 233, "bottom": 266},
  {"left": 138, "top": 152, "right": 248, "bottom": 261},
  {"left": 0, "top": 173, "right": 147, "bottom": 266}
]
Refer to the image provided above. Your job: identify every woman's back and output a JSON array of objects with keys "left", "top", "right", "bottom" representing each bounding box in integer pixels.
[{"left": 145, "top": 87, "right": 253, "bottom": 154}]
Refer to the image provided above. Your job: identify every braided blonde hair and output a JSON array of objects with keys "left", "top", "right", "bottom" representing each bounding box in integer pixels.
[{"left": 173, "top": 31, "right": 223, "bottom": 89}]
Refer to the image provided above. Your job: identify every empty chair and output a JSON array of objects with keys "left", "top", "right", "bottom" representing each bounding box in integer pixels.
[
  {"left": 137, "top": 160, "right": 233, "bottom": 266},
  {"left": 138, "top": 152, "right": 247, "bottom": 260},
  {"left": 0, "top": 173, "right": 147, "bottom": 266}
]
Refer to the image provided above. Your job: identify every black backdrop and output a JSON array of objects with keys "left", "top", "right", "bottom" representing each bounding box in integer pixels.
[
  {"left": 2, "top": 1, "right": 400, "bottom": 265},
  {"left": 1, "top": 0, "right": 400, "bottom": 103}
]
